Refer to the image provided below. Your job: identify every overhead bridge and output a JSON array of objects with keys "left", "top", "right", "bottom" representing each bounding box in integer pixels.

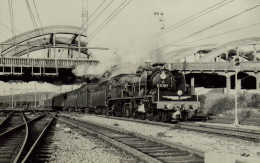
[
  {"left": 165, "top": 62, "right": 260, "bottom": 73},
  {"left": 165, "top": 62, "right": 260, "bottom": 94},
  {"left": 0, "top": 57, "right": 98, "bottom": 76}
]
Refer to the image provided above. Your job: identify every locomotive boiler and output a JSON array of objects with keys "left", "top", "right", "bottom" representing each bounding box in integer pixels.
[
  {"left": 106, "top": 62, "right": 199, "bottom": 121},
  {"left": 51, "top": 62, "right": 200, "bottom": 122}
]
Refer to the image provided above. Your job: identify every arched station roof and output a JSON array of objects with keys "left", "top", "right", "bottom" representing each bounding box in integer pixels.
[
  {"left": 163, "top": 44, "right": 216, "bottom": 61},
  {"left": 1, "top": 25, "right": 88, "bottom": 56},
  {"left": 199, "top": 37, "right": 260, "bottom": 62}
]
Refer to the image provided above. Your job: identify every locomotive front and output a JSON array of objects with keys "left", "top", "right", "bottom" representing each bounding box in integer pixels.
[{"left": 145, "top": 63, "right": 200, "bottom": 120}]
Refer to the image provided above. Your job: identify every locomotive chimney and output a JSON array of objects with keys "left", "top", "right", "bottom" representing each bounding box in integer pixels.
[
  {"left": 152, "top": 62, "right": 164, "bottom": 68},
  {"left": 145, "top": 62, "right": 151, "bottom": 68}
]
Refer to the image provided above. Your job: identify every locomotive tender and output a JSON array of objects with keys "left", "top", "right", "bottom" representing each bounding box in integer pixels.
[{"left": 51, "top": 63, "right": 200, "bottom": 122}]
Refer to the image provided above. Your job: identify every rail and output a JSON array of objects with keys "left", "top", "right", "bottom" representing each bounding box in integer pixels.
[
  {"left": 0, "top": 112, "right": 13, "bottom": 127},
  {"left": 21, "top": 114, "right": 56, "bottom": 163},
  {"left": 58, "top": 114, "right": 204, "bottom": 163},
  {"left": 13, "top": 113, "right": 28, "bottom": 163}
]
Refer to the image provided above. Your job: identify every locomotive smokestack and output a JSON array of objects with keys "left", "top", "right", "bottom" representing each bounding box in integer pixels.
[
  {"left": 152, "top": 62, "right": 165, "bottom": 68},
  {"left": 145, "top": 62, "right": 151, "bottom": 68}
]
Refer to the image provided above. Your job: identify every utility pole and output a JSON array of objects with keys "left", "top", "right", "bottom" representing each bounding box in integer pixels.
[
  {"left": 11, "top": 83, "right": 14, "bottom": 109},
  {"left": 34, "top": 82, "right": 37, "bottom": 109},
  {"left": 233, "top": 48, "right": 240, "bottom": 127},
  {"left": 82, "top": 0, "right": 89, "bottom": 30},
  {"left": 3, "top": 89, "right": 6, "bottom": 108}
]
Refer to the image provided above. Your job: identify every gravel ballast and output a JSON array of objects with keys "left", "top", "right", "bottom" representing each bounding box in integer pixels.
[
  {"left": 50, "top": 123, "right": 133, "bottom": 163},
  {"left": 67, "top": 113, "right": 260, "bottom": 163}
]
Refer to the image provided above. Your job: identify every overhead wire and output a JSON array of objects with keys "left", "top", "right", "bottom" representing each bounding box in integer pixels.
[
  {"left": 152, "top": 4, "right": 260, "bottom": 53},
  {"left": 153, "top": 0, "right": 235, "bottom": 37},
  {"left": 32, "top": 0, "right": 47, "bottom": 43},
  {"left": 86, "top": 0, "right": 132, "bottom": 42},
  {"left": 25, "top": 0, "right": 45, "bottom": 55},
  {"left": 85, "top": 0, "right": 106, "bottom": 26},
  {"left": 7, "top": 0, "right": 17, "bottom": 48},
  {"left": 0, "top": 22, "right": 21, "bottom": 34},
  {"left": 171, "top": 4, "right": 260, "bottom": 45},
  {"left": 69, "top": 0, "right": 111, "bottom": 39},
  {"left": 63, "top": 0, "right": 110, "bottom": 47},
  {"left": 78, "top": 0, "right": 115, "bottom": 36},
  {"left": 181, "top": 22, "right": 260, "bottom": 45}
]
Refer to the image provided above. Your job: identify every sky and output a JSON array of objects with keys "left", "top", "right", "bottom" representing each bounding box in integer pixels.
[{"left": 0, "top": 0, "right": 260, "bottom": 95}]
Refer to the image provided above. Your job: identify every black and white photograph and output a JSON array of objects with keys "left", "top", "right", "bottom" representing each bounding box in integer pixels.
[{"left": 0, "top": 0, "right": 260, "bottom": 162}]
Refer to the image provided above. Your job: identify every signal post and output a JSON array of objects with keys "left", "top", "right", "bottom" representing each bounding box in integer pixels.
[{"left": 233, "top": 52, "right": 240, "bottom": 127}]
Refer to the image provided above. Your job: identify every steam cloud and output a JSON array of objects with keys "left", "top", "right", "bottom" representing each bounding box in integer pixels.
[{"left": 72, "top": 37, "right": 167, "bottom": 83}]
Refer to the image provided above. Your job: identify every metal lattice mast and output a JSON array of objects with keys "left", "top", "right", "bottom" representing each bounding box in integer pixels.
[
  {"left": 82, "top": 0, "right": 89, "bottom": 31},
  {"left": 82, "top": 0, "right": 89, "bottom": 58}
]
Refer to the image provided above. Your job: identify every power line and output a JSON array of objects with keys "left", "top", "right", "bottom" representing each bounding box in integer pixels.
[
  {"left": 0, "top": 22, "right": 21, "bottom": 34},
  {"left": 79, "top": 0, "right": 115, "bottom": 36},
  {"left": 153, "top": 4, "right": 260, "bottom": 52},
  {"left": 32, "top": 0, "right": 47, "bottom": 42},
  {"left": 71, "top": 0, "right": 110, "bottom": 37},
  {"left": 87, "top": 0, "right": 132, "bottom": 42},
  {"left": 86, "top": 0, "right": 106, "bottom": 25},
  {"left": 171, "top": 4, "right": 260, "bottom": 45},
  {"left": 25, "top": 0, "right": 45, "bottom": 55},
  {"left": 63, "top": 0, "right": 109, "bottom": 45},
  {"left": 181, "top": 22, "right": 260, "bottom": 45},
  {"left": 7, "top": 0, "right": 18, "bottom": 55},
  {"left": 8, "top": 0, "right": 16, "bottom": 45},
  {"left": 153, "top": 0, "right": 230, "bottom": 36},
  {"left": 154, "top": 0, "right": 235, "bottom": 37}
]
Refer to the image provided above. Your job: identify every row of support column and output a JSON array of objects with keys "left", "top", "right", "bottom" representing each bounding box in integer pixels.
[
  {"left": 189, "top": 72, "right": 260, "bottom": 96},
  {"left": 212, "top": 44, "right": 257, "bottom": 62}
]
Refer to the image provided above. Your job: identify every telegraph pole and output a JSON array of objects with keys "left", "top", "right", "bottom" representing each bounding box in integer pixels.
[
  {"left": 233, "top": 48, "right": 240, "bottom": 127},
  {"left": 11, "top": 83, "right": 14, "bottom": 109},
  {"left": 3, "top": 89, "right": 6, "bottom": 107},
  {"left": 234, "top": 67, "right": 239, "bottom": 126},
  {"left": 34, "top": 82, "right": 37, "bottom": 109}
]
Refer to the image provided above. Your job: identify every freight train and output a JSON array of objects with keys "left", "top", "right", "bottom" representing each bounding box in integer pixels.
[{"left": 51, "top": 63, "right": 200, "bottom": 122}]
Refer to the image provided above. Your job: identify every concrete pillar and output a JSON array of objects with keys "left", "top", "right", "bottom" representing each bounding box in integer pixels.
[
  {"left": 78, "top": 35, "right": 81, "bottom": 58},
  {"left": 27, "top": 42, "right": 30, "bottom": 57},
  {"left": 53, "top": 33, "right": 56, "bottom": 58},
  {"left": 0, "top": 46, "right": 2, "bottom": 57},
  {"left": 226, "top": 75, "right": 231, "bottom": 95},
  {"left": 237, "top": 79, "right": 241, "bottom": 93},
  {"left": 191, "top": 77, "right": 195, "bottom": 95},
  {"left": 236, "top": 47, "right": 239, "bottom": 57},
  {"left": 253, "top": 44, "right": 256, "bottom": 61},
  {"left": 225, "top": 52, "right": 228, "bottom": 62},
  {"left": 256, "top": 73, "right": 260, "bottom": 90}
]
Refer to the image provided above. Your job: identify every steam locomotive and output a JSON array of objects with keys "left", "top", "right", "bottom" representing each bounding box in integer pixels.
[{"left": 51, "top": 63, "right": 200, "bottom": 122}]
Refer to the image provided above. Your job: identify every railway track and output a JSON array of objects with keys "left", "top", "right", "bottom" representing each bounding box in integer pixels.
[
  {"left": 0, "top": 112, "right": 24, "bottom": 134},
  {"left": 77, "top": 113, "right": 260, "bottom": 142},
  {"left": 58, "top": 114, "right": 204, "bottom": 163},
  {"left": 176, "top": 122, "right": 260, "bottom": 142},
  {"left": 0, "top": 112, "right": 56, "bottom": 163}
]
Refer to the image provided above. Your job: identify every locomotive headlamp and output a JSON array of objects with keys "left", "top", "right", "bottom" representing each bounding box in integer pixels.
[
  {"left": 177, "top": 90, "right": 183, "bottom": 96},
  {"left": 193, "top": 104, "right": 198, "bottom": 110},
  {"left": 167, "top": 104, "right": 173, "bottom": 109},
  {"left": 160, "top": 71, "right": 167, "bottom": 80}
]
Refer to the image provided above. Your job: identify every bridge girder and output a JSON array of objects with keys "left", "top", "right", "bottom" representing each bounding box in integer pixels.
[
  {"left": 3, "top": 37, "right": 89, "bottom": 57},
  {"left": 199, "top": 37, "right": 260, "bottom": 62},
  {"left": 1, "top": 25, "right": 88, "bottom": 56}
]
